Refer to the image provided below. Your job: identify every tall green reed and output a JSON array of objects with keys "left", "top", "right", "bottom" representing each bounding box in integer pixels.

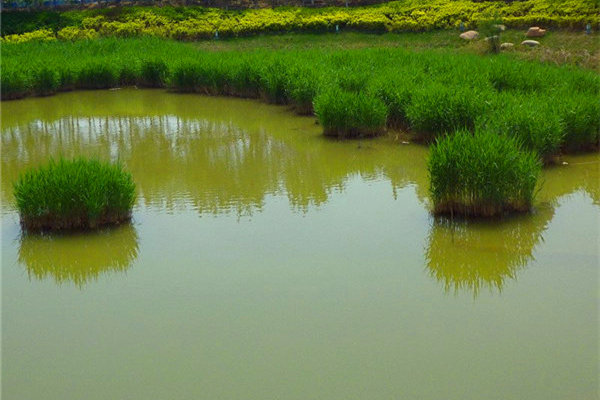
[
  {"left": 428, "top": 129, "right": 542, "bottom": 217},
  {"left": 14, "top": 158, "right": 136, "bottom": 231}
]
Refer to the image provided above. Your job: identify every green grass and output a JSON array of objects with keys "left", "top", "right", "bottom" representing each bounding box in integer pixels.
[
  {"left": 193, "top": 30, "right": 600, "bottom": 70},
  {"left": 2, "top": 36, "right": 598, "bottom": 151},
  {"left": 31, "top": 66, "right": 60, "bottom": 96},
  {"left": 285, "top": 64, "right": 323, "bottom": 114},
  {"left": 1, "top": 69, "right": 28, "bottom": 100},
  {"left": 140, "top": 60, "right": 169, "bottom": 88},
  {"left": 406, "top": 83, "right": 489, "bottom": 140},
  {"left": 369, "top": 76, "right": 416, "bottom": 129},
  {"left": 476, "top": 93, "right": 566, "bottom": 161},
  {"left": 314, "top": 87, "right": 388, "bottom": 138},
  {"left": 428, "top": 130, "right": 542, "bottom": 217},
  {"left": 14, "top": 158, "right": 136, "bottom": 231},
  {"left": 554, "top": 94, "right": 600, "bottom": 152},
  {"left": 77, "top": 62, "right": 120, "bottom": 89}
]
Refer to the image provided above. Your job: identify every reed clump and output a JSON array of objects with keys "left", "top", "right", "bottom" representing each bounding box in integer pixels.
[
  {"left": 14, "top": 158, "right": 136, "bottom": 231},
  {"left": 140, "top": 60, "right": 169, "bottom": 88},
  {"left": 554, "top": 94, "right": 600, "bottom": 152},
  {"left": 1, "top": 69, "right": 28, "bottom": 100},
  {"left": 477, "top": 94, "right": 565, "bottom": 162},
  {"left": 313, "top": 88, "right": 388, "bottom": 138},
  {"left": 76, "top": 62, "right": 119, "bottom": 89},
  {"left": 32, "top": 66, "right": 60, "bottom": 96},
  {"left": 370, "top": 77, "right": 414, "bottom": 129},
  {"left": 428, "top": 130, "right": 541, "bottom": 217},
  {"left": 406, "top": 84, "right": 488, "bottom": 141}
]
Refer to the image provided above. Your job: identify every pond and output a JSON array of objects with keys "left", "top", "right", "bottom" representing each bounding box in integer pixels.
[{"left": 2, "top": 89, "right": 598, "bottom": 400}]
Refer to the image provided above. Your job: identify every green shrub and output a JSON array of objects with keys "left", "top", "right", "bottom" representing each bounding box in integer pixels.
[
  {"left": 57, "top": 27, "right": 99, "bottom": 41},
  {"left": 58, "top": 67, "right": 77, "bottom": 91},
  {"left": 370, "top": 77, "right": 414, "bottom": 128},
  {"left": 555, "top": 94, "right": 600, "bottom": 151},
  {"left": 14, "top": 158, "right": 136, "bottom": 231},
  {"left": 1, "top": 69, "right": 29, "bottom": 100},
  {"left": 314, "top": 88, "right": 388, "bottom": 138},
  {"left": 286, "top": 66, "right": 322, "bottom": 115},
  {"left": 77, "top": 63, "right": 119, "bottom": 89},
  {"left": 171, "top": 62, "right": 203, "bottom": 92},
  {"left": 259, "top": 60, "right": 289, "bottom": 104},
  {"left": 3, "top": 0, "right": 596, "bottom": 42},
  {"left": 32, "top": 66, "right": 59, "bottom": 96},
  {"left": 478, "top": 95, "right": 565, "bottom": 161},
  {"left": 1, "top": 28, "right": 56, "bottom": 43},
  {"left": 119, "top": 64, "right": 140, "bottom": 86},
  {"left": 428, "top": 130, "right": 541, "bottom": 217},
  {"left": 140, "top": 60, "right": 168, "bottom": 88},
  {"left": 406, "top": 84, "right": 487, "bottom": 140}
]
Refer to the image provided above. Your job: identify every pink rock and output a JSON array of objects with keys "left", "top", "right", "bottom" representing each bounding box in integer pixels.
[
  {"left": 459, "top": 30, "right": 479, "bottom": 40},
  {"left": 526, "top": 27, "right": 546, "bottom": 37}
]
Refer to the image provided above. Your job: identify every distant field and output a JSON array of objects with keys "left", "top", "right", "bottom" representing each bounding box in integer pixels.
[{"left": 193, "top": 30, "right": 600, "bottom": 69}]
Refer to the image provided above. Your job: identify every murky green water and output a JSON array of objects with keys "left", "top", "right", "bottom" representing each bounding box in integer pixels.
[{"left": 2, "top": 89, "right": 599, "bottom": 400}]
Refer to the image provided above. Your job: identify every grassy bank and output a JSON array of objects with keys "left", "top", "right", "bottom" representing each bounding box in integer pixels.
[
  {"left": 2, "top": 0, "right": 598, "bottom": 41},
  {"left": 2, "top": 37, "right": 599, "bottom": 153},
  {"left": 14, "top": 158, "right": 136, "bottom": 231}
]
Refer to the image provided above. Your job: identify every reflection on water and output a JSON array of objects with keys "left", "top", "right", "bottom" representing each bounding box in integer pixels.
[
  {"left": 18, "top": 224, "right": 139, "bottom": 287},
  {"left": 425, "top": 205, "right": 555, "bottom": 296},
  {"left": 1, "top": 90, "right": 429, "bottom": 216},
  {"left": 1, "top": 90, "right": 599, "bottom": 296},
  {"left": 539, "top": 158, "right": 600, "bottom": 206}
]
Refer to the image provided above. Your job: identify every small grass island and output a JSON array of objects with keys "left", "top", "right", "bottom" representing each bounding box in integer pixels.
[
  {"left": 428, "top": 130, "right": 541, "bottom": 217},
  {"left": 14, "top": 158, "right": 136, "bottom": 231}
]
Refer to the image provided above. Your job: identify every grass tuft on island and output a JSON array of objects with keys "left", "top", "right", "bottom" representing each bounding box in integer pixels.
[
  {"left": 14, "top": 158, "right": 136, "bottom": 232},
  {"left": 428, "top": 130, "right": 542, "bottom": 217}
]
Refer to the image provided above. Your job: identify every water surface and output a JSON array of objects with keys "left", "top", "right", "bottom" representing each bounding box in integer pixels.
[{"left": 2, "top": 90, "right": 598, "bottom": 400}]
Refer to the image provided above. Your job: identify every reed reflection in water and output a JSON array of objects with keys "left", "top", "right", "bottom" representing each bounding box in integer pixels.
[
  {"left": 1, "top": 113, "right": 429, "bottom": 216},
  {"left": 425, "top": 204, "right": 555, "bottom": 297},
  {"left": 18, "top": 224, "right": 139, "bottom": 288}
]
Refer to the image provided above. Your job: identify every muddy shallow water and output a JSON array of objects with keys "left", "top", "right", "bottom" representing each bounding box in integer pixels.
[{"left": 2, "top": 89, "right": 598, "bottom": 400}]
